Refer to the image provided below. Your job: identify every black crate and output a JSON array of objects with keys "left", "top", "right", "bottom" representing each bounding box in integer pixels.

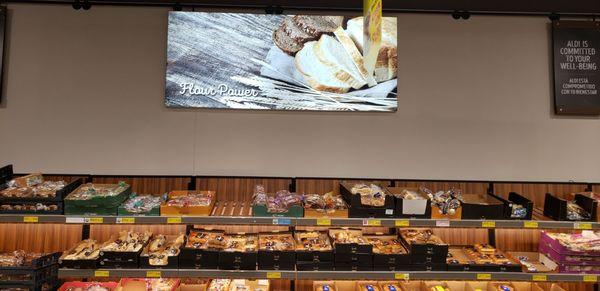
[
  {"left": 0, "top": 264, "right": 57, "bottom": 286},
  {"left": 258, "top": 250, "right": 295, "bottom": 270},
  {"left": 460, "top": 193, "right": 505, "bottom": 220},
  {"left": 0, "top": 253, "right": 60, "bottom": 271},
  {"left": 0, "top": 172, "right": 83, "bottom": 203},
  {"left": 296, "top": 250, "right": 333, "bottom": 262},
  {"left": 59, "top": 258, "right": 97, "bottom": 269},
  {"left": 332, "top": 243, "right": 372, "bottom": 255},
  {"left": 0, "top": 165, "right": 13, "bottom": 187},
  {"left": 492, "top": 192, "right": 534, "bottom": 220},
  {"left": 410, "top": 263, "right": 447, "bottom": 271},
  {"left": 402, "top": 241, "right": 448, "bottom": 257},
  {"left": 544, "top": 193, "right": 598, "bottom": 221},
  {"left": 178, "top": 248, "right": 219, "bottom": 269},
  {"left": 218, "top": 251, "right": 257, "bottom": 270},
  {"left": 98, "top": 250, "right": 141, "bottom": 269},
  {"left": 410, "top": 253, "right": 447, "bottom": 264},
  {"left": 334, "top": 252, "right": 372, "bottom": 264},
  {"left": 387, "top": 187, "right": 432, "bottom": 219},
  {"left": 0, "top": 279, "right": 59, "bottom": 291},
  {"left": 334, "top": 261, "right": 373, "bottom": 271},
  {"left": 139, "top": 254, "right": 178, "bottom": 269},
  {"left": 296, "top": 261, "right": 334, "bottom": 271},
  {"left": 372, "top": 253, "right": 411, "bottom": 271},
  {"left": 340, "top": 183, "right": 395, "bottom": 218}
]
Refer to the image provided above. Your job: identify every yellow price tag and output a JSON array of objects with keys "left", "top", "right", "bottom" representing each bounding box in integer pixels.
[
  {"left": 87, "top": 217, "right": 104, "bottom": 224},
  {"left": 524, "top": 221, "right": 538, "bottom": 228},
  {"left": 117, "top": 217, "right": 135, "bottom": 224},
  {"left": 532, "top": 275, "right": 547, "bottom": 281},
  {"left": 94, "top": 270, "right": 110, "bottom": 277},
  {"left": 477, "top": 273, "right": 492, "bottom": 280},
  {"left": 266, "top": 272, "right": 281, "bottom": 279},
  {"left": 481, "top": 221, "right": 496, "bottom": 228},
  {"left": 316, "top": 218, "right": 331, "bottom": 226},
  {"left": 395, "top": 220, "right": 410, "bottom": 227},
  {"left": 23, "top": 216, "right": 39, "bottom": 223},
  {"left": 167, "top": 217, "right": 182, "bottom": 224},
  {"left": 394, "top": 273, "right": 409, "bottom": 280},
  {"left": 146, "top": 271, "right": 162, "bottom": 278},
  {"left": 583, "top": 275, "right": 598, "bottom": 282},
  {"left": 574, "top": 222, "right": 592, "bottom": 230},
  {"left": 364, "top": 219, "right": 381, "bottom": 226}
]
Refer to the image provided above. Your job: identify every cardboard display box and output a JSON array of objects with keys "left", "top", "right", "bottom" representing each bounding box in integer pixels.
[
  {"left": 387, "top": 187, "right": 431, "bottom": 219},
  {"left": 160, "top": 190, "right": 215, "bottom": 216},
  {"left": 543, "top": 193, "right": 597, "bottom": 222}
]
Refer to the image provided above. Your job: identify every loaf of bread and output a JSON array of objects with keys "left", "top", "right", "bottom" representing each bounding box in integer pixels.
[{"left": 274, "top": 15, "right": 344, "bottom": 56}]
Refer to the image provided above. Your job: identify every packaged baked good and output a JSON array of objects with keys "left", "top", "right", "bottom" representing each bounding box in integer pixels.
[
  {"left": 489, "top": 283, "right": 515, "bottom": 291},
  {"left": 365, "top": 235, "right": 407, "bottom": 255},
  {"left": 0, "top": 203, "right": 59, "bottom": 212},
  {"left": 421, "top": 186, "right": 461, "bottom": 215},
  {"left": 186, "top": 229, "right": 226, "bottom": 250},
  {"left": 350, "top": 184, "right": 386, "bottom": 207},
  {"left": 0, "top": 250, "right": 50, "bottom": 267},
  {"left": 100, "top": 231, "right": 152, "bottom": 253},
  {"left": 222, "top": 234, "right": 258, "bottom": 252},
  {"left": 142, "top": 234, "right": 185, "bottom": 266},
  {"left": 252, "top": 186, "right": 302, "bottom": 214},
  {"left": 61, "top": 240, "right": 102, "bottom": 261},
  {"left": 208, "top": 279, "right": 231, "bottom": 291},
  {"left": 328, "top": 228, "right": 367, "bottom": 245},
  {"left": 1, "top": 179, "right": 66, "bottom": 199},
  {"left": 399, "top": 229, "right": 446, "bottom": 245},
  {"left": 259, "top": 233, "right": 295, "bottom": 251},
  {"left": 295, "top": 231, "right": 332, "bottom": 252},
  {"left": 66, "top": 183, "right": 129, "bottom": 201},
  {"left": 226, "top": 279, "right": 269, "bottom": 291},
  {"left": 303, "top": 192, "right": 347, "bottom": 213},
  {"left": 544, "top": 231, "right": 600, "bottom": 253},
  {"left": 122, "top": 194, "right": 164, "bottom": 214},
  {"left": 357, "top": 283, "right": 381, "bottom": 291}
]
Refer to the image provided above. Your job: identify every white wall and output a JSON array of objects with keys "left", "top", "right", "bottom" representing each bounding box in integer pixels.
[{"left": 0, "top": 4, "right": 598, "bottom": 182}]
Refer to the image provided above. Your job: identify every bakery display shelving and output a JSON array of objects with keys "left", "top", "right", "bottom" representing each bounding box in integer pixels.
[
  {"left": 0, "top": 214, "right": 598, "bottom": 230},
  {"left": 56, "top": 269, "right": 598, "bottom": 283}
]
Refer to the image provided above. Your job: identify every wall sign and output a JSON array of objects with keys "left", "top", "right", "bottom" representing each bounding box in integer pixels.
[
  {"left": 553, "top": 20, "right": 600, "bottom": 115},
  {"left": 165, "top": 12, "right": 398, "bottom": 111}
]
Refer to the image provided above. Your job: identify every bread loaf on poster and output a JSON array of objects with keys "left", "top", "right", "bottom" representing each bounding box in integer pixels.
[
  {"left": 295, "top": 41, "right": 352, "bottom": 93},
  {"left": 274, "top": 15, "right": 345, "bottom": 56},
  {"left": 334, "top": 27, "right": 378, "bottom": 87},
  {"left": 346, "top": 17, "right": 397, "bottom": 82},
  {"left": 314, "top": 34, "right": 368, "bottom": 89}
]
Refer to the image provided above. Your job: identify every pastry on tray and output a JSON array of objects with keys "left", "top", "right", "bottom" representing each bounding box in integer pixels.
[
  {"left": 350, "top": 184, "right": 387, "bottom": 207},
  {"left": 122, "top": 194, "right": 163, "bottom": 214},
  {"left": 294, "top": 231, "right": 332, "bottom": 252},
  {"left": 0, "top": 250, "right": 47, "bottom": 267},
  {"left": 399, "top": 229, "right": 446, "bottom": 245},
  {"left": 100, "top": 231, "right": 152, "bottom": 253},
  {"left": 208, "top": 279, "right": 231, "bottom": 291},
  {"left": 222, "top": 234, "right": 258, "bottom": 253},
  {"left": 142, "top": 234, "right": 185, "bottom": 266},
  {"left": 259, "top": 233, "right": 295, "bottom": 251},
  {"left": 185, "top": 229, "right": 226, "bottom": 250},
  {"left": 303, "top": 192, "right": 347, "bottom": 213},
  {"left": 1, "top": 173, "right": 66, "bottom": 199},
  {"left": 62, "top": 240, "right": 102, "bottom": 261},
  {"left": 328, "top": 228, "right": 367, "bottom": 245},
  {"left": 364, "top": 236, "right": 407, "bottom": 255}
]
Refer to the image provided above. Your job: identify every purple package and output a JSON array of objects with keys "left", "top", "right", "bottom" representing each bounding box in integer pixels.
[
  {"left": 539, "top": 243, "right": 600, "bottom": 266},
  {"left": 539, "top": 231, "right": 600, "bottom": 257}
]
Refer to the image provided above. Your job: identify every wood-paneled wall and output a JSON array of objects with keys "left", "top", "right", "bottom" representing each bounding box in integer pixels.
[{"left": 196, "top": 177, "right": 292, "bottom": 201}]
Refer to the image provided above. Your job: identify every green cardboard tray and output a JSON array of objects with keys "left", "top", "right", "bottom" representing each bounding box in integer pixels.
[{"left": 252, "top": 204, "right": 304, "bottom": 217}]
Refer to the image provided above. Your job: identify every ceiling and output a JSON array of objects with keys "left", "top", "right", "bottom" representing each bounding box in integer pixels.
[{"left": 5, "top": 0, "right": 600, "bottom": 15}]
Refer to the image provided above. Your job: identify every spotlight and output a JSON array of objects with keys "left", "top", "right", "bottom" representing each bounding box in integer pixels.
[
  {"left": 72, "top": 0, "right": 81, "bottom": 10},
  {"left": 549, "top": 13, "right": 560, "bottom": 21},
  {"left": 451, "top": 10, "right": 461, "bottom": 20},
  {"left": 173, "top": 3, "right": 182, "bottom": 11},
  {"left": 461, "top": 11, "right": 470, "bottom": 19},
  {"left": 82, "top": 0, "right": 91, "bottom": 10}
]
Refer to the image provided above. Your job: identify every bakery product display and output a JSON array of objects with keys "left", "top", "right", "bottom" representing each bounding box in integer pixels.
[
  {"left": 350, "top": 184, "right": 387, "bottom": 207},
  {"left": 140, "top": 234, "right": 185, "bottom": 268},
  {"left": 295, "top": 231, "right": 334, "bottom": 271},
  {"left": 365, "top": 235, "right": 409, "bottom": 271},
  {"left": 64, "top": 182, "right": 131, "bottom": 215},
  {"left": 218, "top": 233, "right": 258, "bottom": 270},
  {"left": 58, "top": 281, "right": 119, "bottom": 291},
  {"left": 400, "top": 229, "right": 448, "bottom": 269},
  {"left": 1, "top": 178, "right": 65, "bottom": 199},
  {"left": 303, "top": 192, "right": 348, "bottom": 217},
  {"left": 447, "top": 244, "right": 520, "bottom": 272},
  {"left": 329, "top": 228, "right": 373, "bottom": 271},
  {"left": 60, "top": 240, "right": 103, "bottom": 269},
  {"left": 225, "top": 279, "right": 269, "bottom": 291},
  {"left": 160, "top": 190, "right": 215, "bottom": 216},
  {"left": 252, "top": 185, "right": 303, "bottom": 217},
  {"left": 99, "top": 231, "right": 152, "bottom": 269},
  {"left": 540, "top": 231, "right": 600, "bottom": 273},
  {"left": 544, "top": 193, "right": 598, "bottom": 222},
  {"left": 207, "top": 279, "right": 231, "bottom": 291},
  {"left": 117, "top": 278, "right": 180, "bottom": 291},
  {"left": 420, "top": 187, "right": 462, "bottom": 219},
  {"left": 118, "top": 194, "right": 163, "bottom": 216},
  {"left": 339, "top": 182, "right": 395, "bottom": 218},
  {"left": 387, "top": 187, "right": 431, "bottom": 219},
  {"left": 258, "top": 232, "right": 296, "bottom": 270},
  {"left": 179, "top": 229, "right": 225, "bottom": 269}
]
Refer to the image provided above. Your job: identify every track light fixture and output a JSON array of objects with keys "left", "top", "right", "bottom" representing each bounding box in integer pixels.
[
  {"left": 81, "top": 0, "right": 91, "bottom": 10},
  {"left": 265, "top": 5, "right": 283, "bottom": 15},
  {"left": 72, "top": 0, "right": 81, "bottom": 10},
  {"left": 549, "top": 13, "right": 560, "bottom": 21},
  {"left": 452, "top": 10, "right": 470, "bottom": 20}
]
